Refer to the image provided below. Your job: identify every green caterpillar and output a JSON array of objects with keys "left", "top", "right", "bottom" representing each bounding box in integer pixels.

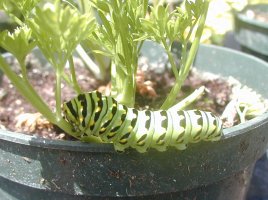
[{"left": 62, "top": 91, "right": 223, "bottom": 153}]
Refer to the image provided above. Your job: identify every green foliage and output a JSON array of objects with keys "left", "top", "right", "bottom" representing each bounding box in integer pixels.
[
  {"left": 89, "top": 0, "right": 149, "bottom": 106},
  {"left": 8, "top": 0, "right": 40, "bottom": 17},
  {"left": 0, "top": 0, "right": 209, "bottom": 141},
  {"left": 88, "top": 0, "right": 208, "bottom": 108},
  {"left": 0, "top": 25, "right": 35, "bottom": 62},
  {"left": 28, "top": 1, "right": 95, "bottom": 67},
  {"left": 0, "top": 0, "right": 40, "bottom": 25},
  {"left": 138, "top": 0, "right": 209, "bottom": 109},
  {"left": 0, "top": 0, "right": 98, "bottom": 139}
]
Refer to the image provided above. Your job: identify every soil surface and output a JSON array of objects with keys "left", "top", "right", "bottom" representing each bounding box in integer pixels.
[{"left": 0, "top": 54, "right": 239, "bottom": 140}]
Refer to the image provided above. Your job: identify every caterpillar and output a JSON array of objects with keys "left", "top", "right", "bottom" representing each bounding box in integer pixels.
[{"left": 62, "top": 91, "right": 223, "bottom": 153}]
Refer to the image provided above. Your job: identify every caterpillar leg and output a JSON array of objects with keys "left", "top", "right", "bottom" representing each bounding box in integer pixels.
[
  {"left": 149, "top": 111, "right": 172, "bottom": 152},
  {"left": 113, "top": 108, "right": 139, "bottom": 152},
  {"left": 129, "top": 110, "right": 154, "bottom": 153},
  {"left": 203, "top": 111, "right": 223, "bottom": 141},
  {"left": 184, "top": 110, "right": 204, "bottom": 143},
  {"left": 168, "top": 110, "right": 188, "bottom": 150}
]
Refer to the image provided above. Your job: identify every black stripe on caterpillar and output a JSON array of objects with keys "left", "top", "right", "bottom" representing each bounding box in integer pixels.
[{"left": 62, "top": 91, "right": 223, "bottom": 152}]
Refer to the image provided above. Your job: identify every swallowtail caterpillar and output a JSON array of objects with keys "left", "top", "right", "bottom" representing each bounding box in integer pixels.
[{"left": 63, "top": 91, "right": 223, "bottom": 153}]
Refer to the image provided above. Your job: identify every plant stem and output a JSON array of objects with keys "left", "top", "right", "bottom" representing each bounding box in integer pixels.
[
  {"left": 18, "top": 59, "right": 28, "bottom": 80},
  {"left": 160, "top": 79, "right": 183, "bottom": 110},
  {"left": 55, "top": 68, "right": 62, "bottom": 120},
  {"left": 168, "top": 86, "right": 205, "bottom": 111},
  {"left": 162, "top": 40, "right": 180, "bottom": 80},
  {"left": 0, "top": 55, "right": 55, "bottom": 123},
  {"left": 111, "top": 62, "right": 136, "bottom": 107},
  {"left": 236, "top": 105, "right": 247, "bottom": 123},
  {"left": 121, "top": 74, "right": 136, "bottom": 107},
  {"left": 79, "top": 0, "right": 86, "bottom": 13},
  {"left": 6, "top": 12, "right": 24, "bottom": 26},
  {"left": 68, "top": 56, "right": 82, "bottom": 94},
  {"left": 0, "top": 54, "right": 89, "bottom": 138},
  {"left": 160, "top": 1, "right": 209, "bottom": 110},
  {"left": 137, "top": 41, "right": 145, "bottom": 55},
  {"left": 75, "top": 44, "right": 103, "bottom": 80}
]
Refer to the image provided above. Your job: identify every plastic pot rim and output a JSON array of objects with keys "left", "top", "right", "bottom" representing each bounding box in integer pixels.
[{"left": 235, "top": 4, "right": 268, "bottom": 29}]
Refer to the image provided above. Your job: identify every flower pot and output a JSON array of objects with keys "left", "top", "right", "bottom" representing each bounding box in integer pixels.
[
  {"left": 1, "top": 44, "right": 268, "bottom": 200},
  {"left": 246, "top": 153, "right": 268, "bottom": 200},
  {"left": 234, "top": 4, "right": 268, "bottom": 61}
]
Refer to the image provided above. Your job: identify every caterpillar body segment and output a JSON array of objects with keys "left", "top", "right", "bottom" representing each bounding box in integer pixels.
[{"left": 62, "top": 91, "right": 223, "bottom": 152}]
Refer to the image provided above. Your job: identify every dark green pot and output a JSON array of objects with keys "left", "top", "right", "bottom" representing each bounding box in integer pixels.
[
  {"left": 234, "top": 4, "right": 268, "bottom": 61},
  {"left": 1, "top": 44, "right": 268, "bottom": 200}
]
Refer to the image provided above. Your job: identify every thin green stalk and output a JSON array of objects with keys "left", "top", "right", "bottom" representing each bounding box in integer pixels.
[
  {"left": 185, "top": 19, "right": 198, "bottom": 42},
  {"left": 0, "top": 55, "right": 55, "bottom": 123},
  {"left": 160, "top": 79, "right": 183, "bottom": 110},
  {"left": 180, "top": 41, "right": 188, "bottom": 75},
  {"left": 55, "top": 68, "right": 62, "bottom": 121},
  {"left": 162, "top": 40, "right": 180, "bottom": 80},
  {"left": 180, "top": 19, "right": 199, "bottom": 76},
  {"left": 121, "top": 73, "right": 136, "bottom": 107},
  {"left": 236, "top": 105, "right": 247, "bottom": 123},
  {"left": 75, "top": 44, "right": 103, "bottom": 80},
  {"left": 0, "top": 55, "right": 99, "bottom": 139},
  {"left": 160, "top": 1, "right": 209, "bottom": 110},
  {"left": 6, "top": 12, "right": 24, "bottom": 26},
  {"left": 18, "top": 59, "right": 28, "bottom": 80},
  {"left": 79, "top": 0, "right": 86, "bottom": 13},
  {"left": 68, "top": 56, "right": 82, "bottom": 94},
  {"left": 137, "top": 41, "right": 145, "bottom": 55},
  {"left": 111, "top": 61, "right": 136, "bottom": 107},
  {"left": 17, "top": 59, "right": 55, "bottom": 115},
  {"left": 182, "top": 3, "right": 209, "bottom": 77},
  {"left": 168, "top": 86, "right": 205, "bottom": 111}
]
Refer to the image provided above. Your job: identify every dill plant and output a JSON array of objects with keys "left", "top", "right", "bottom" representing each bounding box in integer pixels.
[{"left": 0, "top": 0, "right": 209, "bottom": 140}]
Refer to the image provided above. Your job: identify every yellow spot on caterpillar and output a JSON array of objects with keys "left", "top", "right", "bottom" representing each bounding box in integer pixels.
[
  {"left": 79, "top": 117, "right": 83, "bottom": 123},
  {"left": 90, "top": 120, "right": 94, "bottom": 126},
  {"left": 120, "top": 138, "right": 127, "bottom": 143},
  {"left": 100, "top": 127, "right": 106, "bottom": 132},
  {"left": 113, "top": 103, "right": 116, "bottom": 107},
  {"left": 109, "top": 114, "right": 113, "bottom": 120},
  {"left": 157, "top": 140, "right": 165, "bottom": 145},
  {"left": 96, "top": 107, "right": 101, "bottom": 112},
  {"left": 108, "top": 132, "right": 116, "bottom": 137},
  {"left": 128, "top": 126, "right": 132, "bottom": 131},
  {"left": 176, "top": 139, "right": 184, "bottom": 144}
]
